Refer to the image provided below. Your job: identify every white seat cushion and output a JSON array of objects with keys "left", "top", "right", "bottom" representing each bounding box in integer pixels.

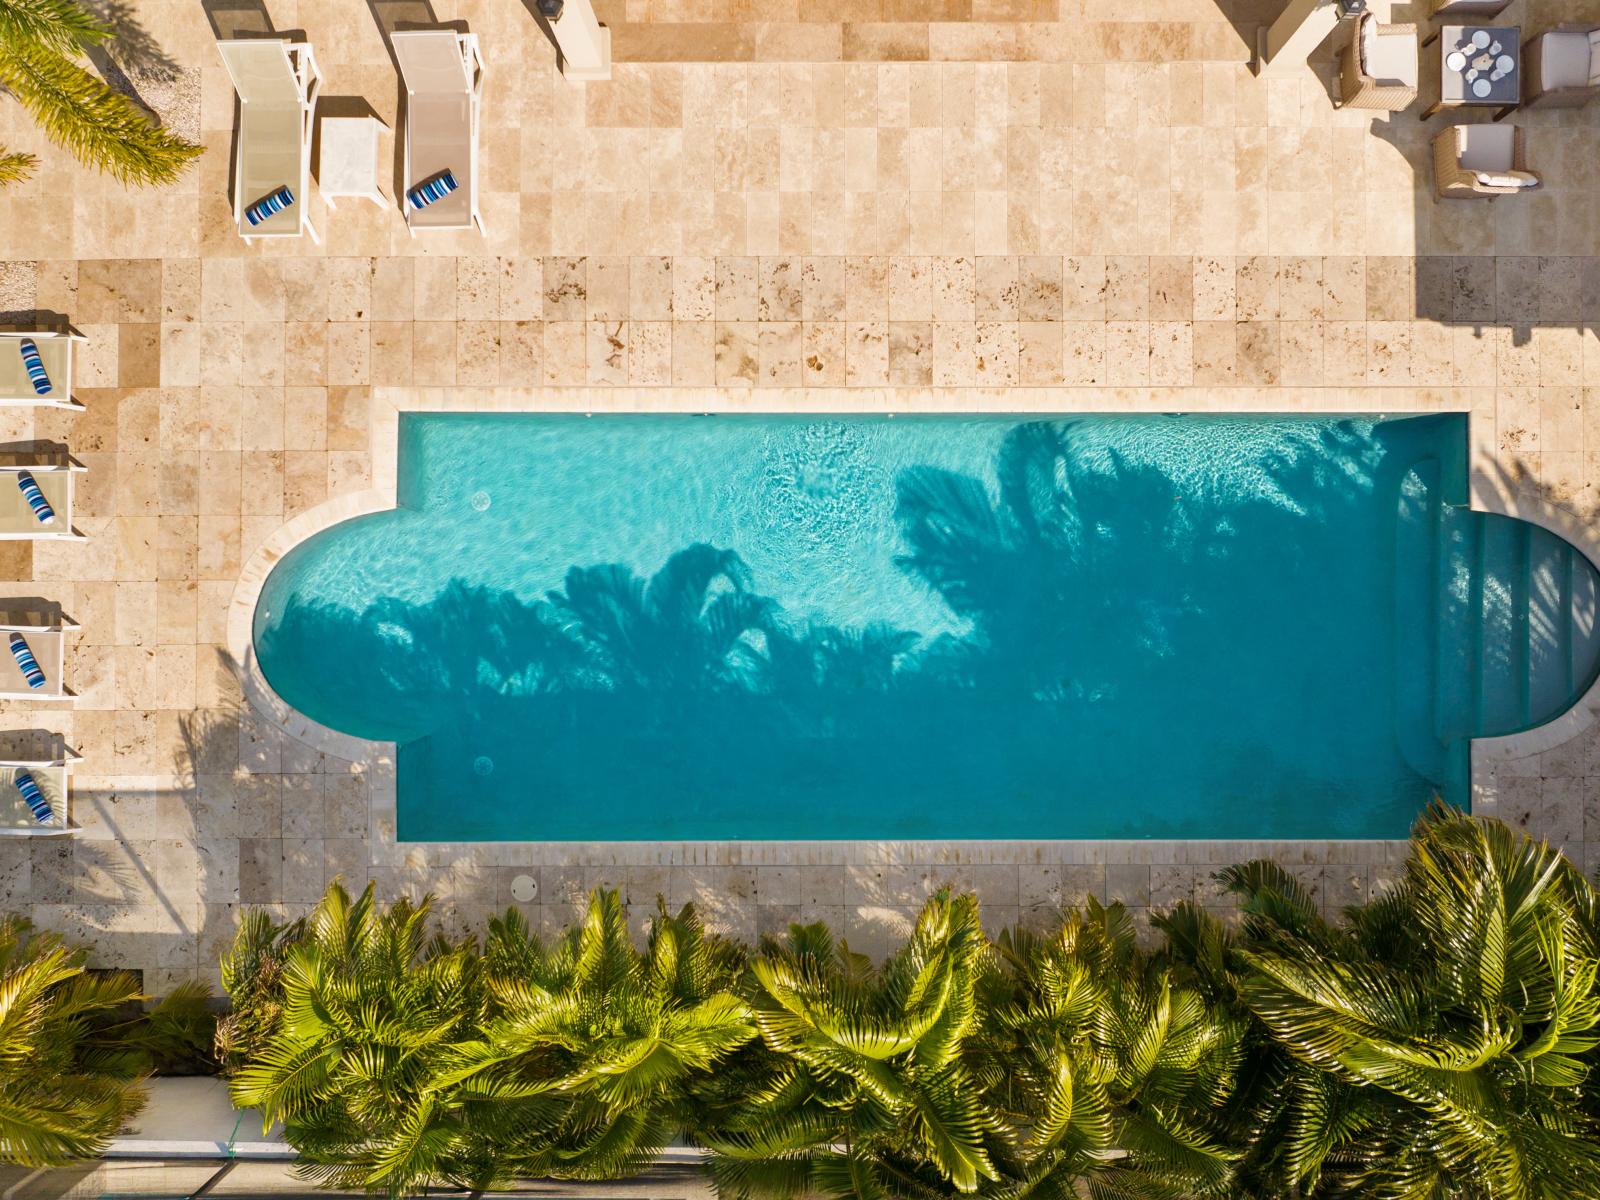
[
  {"left": 1539, "top": 31, "right": 1593, "bottom": 89},
  {"left": 1474, "top": 169, "right": 1538, "bottom": 188},
  {"left": 1457, "top": 123, "right": 1515, "bottom": 171},
  {"left": 1365, "top": 27, "right": 1418, "bottom": 87}
]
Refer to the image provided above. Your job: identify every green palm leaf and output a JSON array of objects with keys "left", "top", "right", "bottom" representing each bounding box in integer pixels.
[{"left": 0, "top": 25, "right": 201, "bottom": 187}]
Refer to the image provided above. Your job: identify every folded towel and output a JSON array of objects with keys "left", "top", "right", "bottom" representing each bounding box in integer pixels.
[
  {"left": 15, "top": 471, "right": 55, "bottom": 523},
  {"left": 13, "top": 769, "right": 52, "bottom": 825},
  {"left": 18, "top": 338, "right": 51, "bottom": 395},
  {"left": 245, "top": 186, "right": 295, "bottom": 227},
  {"left": 407, "top": 170, "right": 459, "bottom": 211},
  {"left": 8, "top": 633, "right": 45, "bottom": 690}
]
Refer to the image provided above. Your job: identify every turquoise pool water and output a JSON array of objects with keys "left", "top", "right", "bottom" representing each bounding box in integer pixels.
[{"left": 253, "top": 414, "right": 1600, "bottom": 842}]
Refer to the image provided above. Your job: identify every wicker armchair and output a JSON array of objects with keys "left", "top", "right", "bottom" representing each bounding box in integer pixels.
[
  {"left": 1433, "top": 124, "right": 1540, "bottom": 199},
  {"left": 1429, "top": 0, "right": 1511, "bottom": 19},
  {"left": 1339, "top": 13, "right": 1419, "bottom": 110},
  {"left": 1521, "top": 23, "right": 1600, "bottom": 110}
]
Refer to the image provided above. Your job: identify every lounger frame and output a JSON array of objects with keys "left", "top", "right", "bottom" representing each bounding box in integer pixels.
[
  {"left": 0, "top": 617, "right": 77, "bottom": 701},
  {"left": 0, "top": 754, "right": 75, "bottom": 837},
  {"left": 0, "top": 461, "right": 87, "bottom": 541},
  {"left": 219, "top": 38, "right": 323, "bottom": 246},
  {"left": 394, "top": 30, "right": 486, "bottom": 237},
  {"left": 0, "top": 332, "right": 86, "bottom": 410}
]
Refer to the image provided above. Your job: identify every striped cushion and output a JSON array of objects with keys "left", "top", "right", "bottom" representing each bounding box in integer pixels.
[
  {"left": 407, "top": 170, "right": 458, "bottom": 211},
  {"left": 18, "top": 338, "right": 51, "bottom": 395},
  {"left": 13, "top": 770, "right": 52, "bottom": 826},
  {"left": 8, "top": 633, "right": 45, "bottom": 690},
  {"left": 15, "top": 471, "right": 54, "bottom": 523},
  {"left": 245, "top": 186, "right": 294, "bottom": 227}
]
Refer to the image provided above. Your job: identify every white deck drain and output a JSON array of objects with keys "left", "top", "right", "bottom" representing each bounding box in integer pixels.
[
  {"left": 510, "top": 874, "right": 538, "bottom": 902},
  {"left": 472, "top": 755, "right": 494, "bottom": 776}
]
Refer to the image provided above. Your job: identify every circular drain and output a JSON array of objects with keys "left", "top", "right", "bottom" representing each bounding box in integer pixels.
[
  {"left": 510, "top": 874, "right": 538, "bottom": 902},
  {"left": 470, "top": 490, "right": 492, "bottom": 511},
  {"left": 472, "top": 755, "right": 494, "bottom": 776}
]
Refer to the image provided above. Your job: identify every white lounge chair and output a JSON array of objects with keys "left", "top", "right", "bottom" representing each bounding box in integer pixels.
[
  {"left": 392, "top": 30, "right": 485, "bottom": 237},
  {"left": 0, "top": 615, "right": 76, "bottom": 701},
  {"left": 0, "top": 461, "right": 86, "bottom": 541},
  {"left": 0, "top": 332, "right": 85, "bottom": 410},
  {"left": 218, "top": 37, "right": 323, "bottom": 245},
  {"left": 0, "top": 753, "right": 74, "bottom": 837}
]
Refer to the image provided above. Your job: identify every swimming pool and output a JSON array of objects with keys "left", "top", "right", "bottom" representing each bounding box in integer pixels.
[{"left": 252, "top": 413, "right": 1600, "bottom": 842}]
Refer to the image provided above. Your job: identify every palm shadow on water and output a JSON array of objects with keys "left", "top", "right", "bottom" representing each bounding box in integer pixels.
[{"left": 258, "top": 416, "right": 1497, "bottom": 843}]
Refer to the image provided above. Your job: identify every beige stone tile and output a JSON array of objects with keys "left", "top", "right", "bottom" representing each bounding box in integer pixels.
[
  {"left": 672, "top": 321, "right": 716, "bottom": 385},
  {"left": 715, "top": 321, "right": 759, "bottom": 385},
  {"left": 846, "top": 321, "right": 889, "bottom": 386}
]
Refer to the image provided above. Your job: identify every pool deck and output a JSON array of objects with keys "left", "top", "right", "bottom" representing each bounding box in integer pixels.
[{"left": 0, "top": 0, "right": 1597, "bottom": 987}]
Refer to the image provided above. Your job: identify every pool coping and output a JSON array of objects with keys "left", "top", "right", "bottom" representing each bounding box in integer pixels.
[{"left": 225, "top": 385, "right": 1600, "bottom": 864}]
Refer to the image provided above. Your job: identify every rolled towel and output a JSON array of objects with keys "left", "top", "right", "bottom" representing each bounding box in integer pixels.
[
  {"left": 12, "top": 770, "right": 53, "bottom": 826},
  {"left": 245, "top": 185, "right": 295, "bottom": 227},
  {"left": 8, "top": 633, "right": 45, "bottom": 690},
  {"left": 15, "top": 471, "right": 54, "bottom": 524},
  {"left": 18, "top": 338, "right": 51, "bottom": 395},
  {"left": 407, "top": 170, "right": 458, "bottom": 211}
]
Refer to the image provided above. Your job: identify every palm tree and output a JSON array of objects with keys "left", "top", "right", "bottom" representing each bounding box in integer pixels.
[
  {"left": 215, "top": 907, "right": 304, "bottom": 1075},
  {"left": 0, "top": 915, "right": 149, "bottom": 1165},
  {"left": 0, "top": 0, "right": 201, "bottom": 187},
  {"left": 225, "top": 883, "right": 497, "bottom": 1197},
  {"left": 701, "top": 891, "right": 1004, "bottom": 1200},
  {"left": 441, "top": 891, "right": 757, "bottom": 1180},
  {"left": 1157, "top": 801, "right": 1600, "bottom": 1199},
  {"left": 975, "top": 900, "right": 1244, "bottom": 1200}
]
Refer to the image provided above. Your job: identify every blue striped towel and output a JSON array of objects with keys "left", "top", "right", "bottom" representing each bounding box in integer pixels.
[
  {"left": 8, "top": 633, "right": 45, "bottom": 690},
  {"left": 245, "top": 186, "right": 294, "bottom": 227},
  {"left": 13, "top": 770, "right": 52, "bottom": 826},
  {"left": 407, "top": 170, "right": 458, "bottom": 211},
  {"left": 18, "top": 338, "right": 51, "bottom": 395},
  {"left": 15, "top": 471, "right": 54, "bottom": 523}
]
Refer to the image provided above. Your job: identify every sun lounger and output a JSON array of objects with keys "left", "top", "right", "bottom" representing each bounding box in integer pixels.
[
  {"left": 0, "top": 755, "right": 73, "bottom": 836},
  {"left": 0, "top": 462, "right": 86, "bottom": 541},
  {"left": 392, "top": 30, "right": 485, "bottom": 236},
  {"left": 218, "top": 37, "right": 323, "bottom": 244},
  {"left": 0, "top": 616, "right": 77, "bottom": 700},
  {"left": 0, "top": 332, "right": 85, "bottom": 409}
]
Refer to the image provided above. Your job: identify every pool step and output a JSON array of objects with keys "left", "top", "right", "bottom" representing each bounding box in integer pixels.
[
  {"left": 1438, "top": 510, "right": 1600, "bottom": 740},
  {"left": 1396, "top": 462, "right": 1600, "bottom": 789},
  {"left": 1433, "top": 499, "right": 1600, "bottom": 741}
]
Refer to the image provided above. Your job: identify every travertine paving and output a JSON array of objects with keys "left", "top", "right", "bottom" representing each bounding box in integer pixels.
[{"left": 0, "top": 0, "right": 1596, "bottom": 990}]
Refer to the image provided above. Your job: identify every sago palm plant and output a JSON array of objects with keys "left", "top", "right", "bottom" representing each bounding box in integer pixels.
[
  {"left": 440, "top": 891, "right": 757, "bottom": 1180},
  {"left": 0, "top": 916, "right": 149, "bottom": 1165},
  {"left": 0, "top": 0, "right": 201, "bottom": 186},
  {"left": 226, "top": 883, "right": 496, "bottom": 1197},
  {"left": 700, "top": 891, "right": 1003, "bottom": 1200},
  {"left": 975, "top": 899, "right": 1244, "bottom": 1200},
  {"left": 1158, "top": 801, "right": 1600, "bottom": 1200}
]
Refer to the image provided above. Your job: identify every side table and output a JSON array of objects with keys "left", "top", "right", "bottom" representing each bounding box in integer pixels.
[{"left": 317, "top": 115, "right": 388, "bottom": 210}]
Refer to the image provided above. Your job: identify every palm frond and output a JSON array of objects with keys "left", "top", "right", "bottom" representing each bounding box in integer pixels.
[{"left": 0, "top": 34, "right": 201, "bottom": 186}]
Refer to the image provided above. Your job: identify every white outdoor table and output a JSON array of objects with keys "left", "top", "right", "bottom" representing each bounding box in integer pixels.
[{"left": 318, "top": 115, "right": 387, "bottom": 209}]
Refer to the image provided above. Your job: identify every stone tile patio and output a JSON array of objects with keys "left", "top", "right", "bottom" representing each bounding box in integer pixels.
[{"left": 0, "top": 0, "right": 1597, "bottom": 989}]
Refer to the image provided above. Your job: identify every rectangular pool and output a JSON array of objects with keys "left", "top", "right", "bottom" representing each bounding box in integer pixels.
[{"left": 255, "top": 413, "right": 1490, "bottom": 841}]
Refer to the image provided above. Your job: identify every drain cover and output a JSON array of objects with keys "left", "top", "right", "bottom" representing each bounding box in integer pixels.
[
  {"left": 472, "top": 755, "right": 494, "bottom": 776},
  {"left": 470, "top": 490, "right": 491, "bottom": 511},
  {"left": 510, "top": 874, "right": 538, "bottom": 902}
]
